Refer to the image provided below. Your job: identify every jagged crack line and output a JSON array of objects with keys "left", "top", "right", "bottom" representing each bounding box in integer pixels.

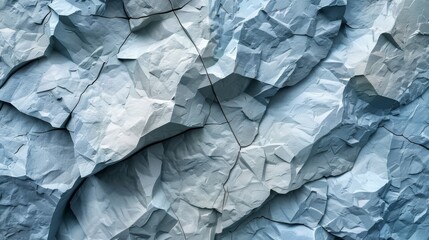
[
  {"left": 169, "top": 1, "right": 247, "bottom": 238},
  {"left": 220, "top": 152, "right": 240, "bottom": 207},
  {"left": 0, "top": 10, "right": 52, "bottom": 89},
  {"left": 168, "top": 0, "right": 241, "bottom": 147},
  {"left": 63, "top": 61, "right": 106, "bottom": 128},
  {"left": 35, "top": 10, "right": 52, "bottom": 25},
  {"left": 64, "top": 19, "right": 132, "bottom": 128},
  {"left": 91, "top": 0, "right": 192, "bottom": 20},
  {"left": 117, "top": 32, "right": 132, "bottom": 54},
  {"left": 382, "top": 126, "right": 429, "bottom": 151}
]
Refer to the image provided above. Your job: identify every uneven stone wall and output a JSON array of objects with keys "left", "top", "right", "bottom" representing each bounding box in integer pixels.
[{"left": 0, "top": 0, "right": 428, "bottom": 239}]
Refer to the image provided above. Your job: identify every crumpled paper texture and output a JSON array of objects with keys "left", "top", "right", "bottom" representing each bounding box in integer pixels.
[{"left": 0, "top": 0, "right": 428, "bottom": 239}]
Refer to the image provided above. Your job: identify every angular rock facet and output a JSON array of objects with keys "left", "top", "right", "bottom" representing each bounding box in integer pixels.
[{"left": 1, "top": 0, "right": 429, "bottom": 239}]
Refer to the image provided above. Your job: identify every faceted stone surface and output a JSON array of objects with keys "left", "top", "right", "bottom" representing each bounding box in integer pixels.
[{"left": 0, "top": 0, "right": 428, "bottom": 239}]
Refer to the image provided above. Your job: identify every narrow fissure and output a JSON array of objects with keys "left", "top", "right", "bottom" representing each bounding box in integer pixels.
[
  {"left": 92, "top": 0, "right": 192, "bottom": 20},
  {"left": 168, "top": 0, "right": 241, "bottom": 147},
  {"left": 382, "top": 126, "right": 429, "bottom": 151},
  {"left": 168, "top": 2, "right": 245, "bottom": 238},
  {"left": 63, "top": 61, "right": 107, "bottom": 128}
]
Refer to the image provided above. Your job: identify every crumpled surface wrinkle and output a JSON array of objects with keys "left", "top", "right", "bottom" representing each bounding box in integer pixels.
[{"left": 1, "top": 0, "right": 429, "bottom": 240}]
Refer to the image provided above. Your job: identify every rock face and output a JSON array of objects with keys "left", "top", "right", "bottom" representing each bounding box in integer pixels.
[{"left": 0, "top": 0, "right": 428, "bottom": 239}]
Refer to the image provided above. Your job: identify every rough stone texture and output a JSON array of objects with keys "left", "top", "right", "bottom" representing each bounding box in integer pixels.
[
  {"left": 218, "top": 217, "right": 335, "bottom": 240},
  {"left": 0, "top": 0, "right": 51, "bottom": 86},
  {"left": 206, "top": 0, "right": 346, "bottom": 146},
  {"left": 0, "top": 0, "right": 429, "bottom": 239},
  {"left": 320, "top": 128, "right": 392, "bottom": 239},
  {"left": 0, "top": 103, "right": 80, "bottom": 239}
]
